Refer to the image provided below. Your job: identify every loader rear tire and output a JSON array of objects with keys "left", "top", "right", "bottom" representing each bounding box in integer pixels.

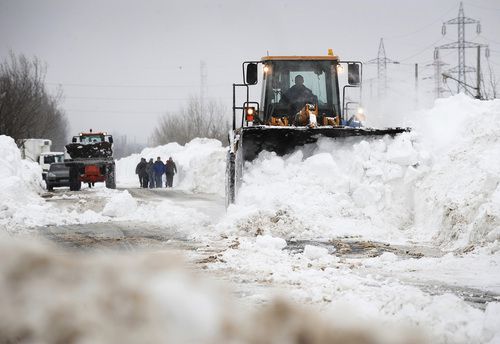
[
  {"left": 69, "top": 166, "right": 81, "bottom": 191},
  {"left": 105, "top": 162, "right": 116, "bottom": 189}
]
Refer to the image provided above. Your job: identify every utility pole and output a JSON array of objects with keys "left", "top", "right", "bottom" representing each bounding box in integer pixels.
[
  {"left": 415, "top": 63, "right": 419, "bottom": 108},
  {"left": 476, "top": 45, "right": 481, "bottom": 99},
  {"left": 436, "top": 2, "right": 488, "bottom": 96},
  {"left": 366, "top": 38, "right": 399, "bottom": 99},
  {"left": 200, "top": 60, "right": 208, "bottom": 113},
  {"left": 428, "top": 51, "right": 449, "bottom": 99}
]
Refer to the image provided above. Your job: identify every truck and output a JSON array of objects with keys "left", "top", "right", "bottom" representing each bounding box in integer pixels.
[
  {"left": 226, "top": 50, "right": 408, "bottom": 205},
  {"left": 64, "top": 130, "right": 116, "bottom": 191},
  {"left": 19, "top": 138, "right": 65, "bottom": 179}
]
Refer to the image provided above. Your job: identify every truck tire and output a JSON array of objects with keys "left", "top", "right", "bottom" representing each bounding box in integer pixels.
[
  {"left": 105, "top": 162, "right": 116, "bottom": 189},
  {"left": 225, "top": 151, "right": 236, "bottom": 207},
  {"left": 69, "top": 166, "right": 81, "bottom": 191}
]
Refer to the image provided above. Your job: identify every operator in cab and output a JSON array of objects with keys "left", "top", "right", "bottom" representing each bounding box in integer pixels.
[{"left": 281, "top": 74, "right": 318, "bottom": 121}]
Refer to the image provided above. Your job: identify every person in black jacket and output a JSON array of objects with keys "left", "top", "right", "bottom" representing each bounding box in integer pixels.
[
  {"left": 281, "top": 74, "right": 318, "bottom": 122},
  {"left": 165, "top": 157, "right": 177, "bottom": 188},
  {"left": 135, "top": 158, "right": 148, "bottom": 188}
]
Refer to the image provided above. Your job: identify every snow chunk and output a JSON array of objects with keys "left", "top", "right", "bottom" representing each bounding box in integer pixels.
[
  {"left": 303, "top": 245, "right": 329, "bottom": 260},
  {"left": 102, "top": 191, "right": 137, "bottom": 217},
  {"left": 386, "top": 133, "right": 418, "bottom": 166},
  {"left": 255, "top": 235, "right": 287, "bottom": 250}
]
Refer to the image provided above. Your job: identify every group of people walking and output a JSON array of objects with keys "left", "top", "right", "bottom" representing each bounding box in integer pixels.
[{"left": 135, "top": 156, "right": 177, "bottom": 188}]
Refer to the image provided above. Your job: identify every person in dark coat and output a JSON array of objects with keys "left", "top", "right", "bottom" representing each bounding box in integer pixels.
[
  {"left": 135, "top": 158, "right": 148, "bottom": 188},
  {"left": 165, "top": 156, "right": 177, "bottom": 188},
  {"left": 281, "top": 74, "right": 318, "bottom": 122},
  {"left": 153, "top": 157, "right": 165, "bottom": 188},
  {"left": 146, "top": 158, "right": 155, "bottom": 188}
]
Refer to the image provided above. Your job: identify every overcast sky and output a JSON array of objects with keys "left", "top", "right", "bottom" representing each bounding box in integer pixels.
[{"left": 1, "top": 0, "right": 499, "bottom": 144}]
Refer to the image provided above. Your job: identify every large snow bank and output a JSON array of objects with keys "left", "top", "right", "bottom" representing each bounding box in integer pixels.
[
  {"left": 0, "top": 136, "right": 47, "bottom": 231},
  {"left": 219, "top": 94, "right": 500, "bottom": 250},
  {"left": 413, "top": 95, "right": 500, "bottom": 250},
  {"left": 116, "top": 138, "right": 226, "bottom": 195}
]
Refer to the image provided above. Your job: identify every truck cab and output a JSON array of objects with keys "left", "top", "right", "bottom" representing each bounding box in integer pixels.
[{"left": 39, "top": 152, "right": 65, "bottom": 179}]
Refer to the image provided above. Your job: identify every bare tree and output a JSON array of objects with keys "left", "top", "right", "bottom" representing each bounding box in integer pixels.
[
  {"left": 151, "top": 96, "right": 230, "bottom": 146},
  {"left": 0, "top": 52, "right": 69, "bottom": 150}
]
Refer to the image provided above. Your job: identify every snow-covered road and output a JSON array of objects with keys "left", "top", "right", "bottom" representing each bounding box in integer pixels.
[{"left": 39, "top": 187, "right": 500, "bottom": 312}]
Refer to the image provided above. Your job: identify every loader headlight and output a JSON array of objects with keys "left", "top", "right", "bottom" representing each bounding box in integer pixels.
[
  {"left": 357, "top": 107, "right": 364, "bottom": 115},
  {"left": 245, "top": 107, "right": 255, "bottom": 122},
  {"left": 263, "top": 65, "right": 270, "bottom": 74},
  {"left": 336, "top": 64, "right": 344, "bottom": 73}
]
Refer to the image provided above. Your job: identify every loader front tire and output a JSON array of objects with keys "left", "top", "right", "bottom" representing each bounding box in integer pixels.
[{"left": 225, "top": 151, "right": 235, "bottom": 208}]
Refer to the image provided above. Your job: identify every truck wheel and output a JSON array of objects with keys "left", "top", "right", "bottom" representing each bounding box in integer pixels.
[
  {"left": 225, "top": 151, "right": 236, "bottom": 207},
  {"left": 105, "top": 162, "right": 116, "bottom": 189},
  {"left": 69, "top": 166, "right": 81, "bottom": 191}
]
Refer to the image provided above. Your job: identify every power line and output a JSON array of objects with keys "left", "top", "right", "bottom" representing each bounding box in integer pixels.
[
  {"left": 63, "top": 95, "right": 233, "bottom": 101},
  {"left": 463, "top": 1, "right": 500, "bottom": 12},
  {"left": 45, "top": 82, "right": 227, "bottom": 88},
  {"left": 63, "top": 96, "right": 210, "bottom": 101},
  {"left": 65, "top": 109, "right": 167, "bottom": 114},
  {"left": 384, "top": 4, "right": 458, "bottom": 40},
  {"left": 399, "top": 37, "right": 447, "bottom": 62}
]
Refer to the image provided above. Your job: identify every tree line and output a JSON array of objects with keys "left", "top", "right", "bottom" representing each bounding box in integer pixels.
[
  {"left": 151, "top": 96, "right": 230, "bottom": 146},
  {"left": 0, "top": 52, "right": 68, "bottom": 150}
]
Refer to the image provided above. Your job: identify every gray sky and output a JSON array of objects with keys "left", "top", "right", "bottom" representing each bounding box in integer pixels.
[{"left": 1, "top": 0, "right": 499, "bottom": 143}]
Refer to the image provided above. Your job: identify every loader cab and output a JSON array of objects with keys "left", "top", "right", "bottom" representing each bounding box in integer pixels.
[
  {"left": 259, "top": 57, "right": 341, "bottom": 123},
  {"left": 72, "top": 132, "right": 113, "bottom": 145}
]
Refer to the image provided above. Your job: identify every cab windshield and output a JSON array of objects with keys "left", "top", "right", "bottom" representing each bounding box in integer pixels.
[
  {"left": 262, "top": 60, "right": 340, "bottom": 121},
  {"left": 78, "top": 135, "right": 104, "bottom": 144}
]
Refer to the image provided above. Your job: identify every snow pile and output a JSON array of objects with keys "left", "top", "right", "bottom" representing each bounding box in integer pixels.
[
  {"left": 220, "top": 95, "right": 500, "bottom": 250},
  {"left": 116, "top": 138, "right": 226, "bottom": 195},
  {"left": 412, "top": 95, "right": 500, "bottom": 250},
  {"left": 0, "top": 236, "right": 413, "bottom": 344},
  {"left": 0, "top": 136, "right": 49, "bottom": 231},
  {"left": 221, "top": 132, "right": 428, "bottom": 243}
]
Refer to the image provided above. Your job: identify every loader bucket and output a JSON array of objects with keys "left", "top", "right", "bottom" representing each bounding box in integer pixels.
[
  {"left": 239, "top": 126, "right": 409, "bottom": 161},
  {"left": 65, "top": 142, "right": 113, "bottom": 159}
]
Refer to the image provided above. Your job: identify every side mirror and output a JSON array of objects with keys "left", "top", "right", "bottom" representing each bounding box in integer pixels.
[
  {"left": 72, "top": 137, "right": 77, "bottom": 143},
  {"left": 246, "top": 63, "right": 258, "bottom": 85},
  {"left": 108, "top": 136, "right": 113, "bottom": 144},
  {"left": 348, "top": 63, "right": 360, "bottom": 86}
]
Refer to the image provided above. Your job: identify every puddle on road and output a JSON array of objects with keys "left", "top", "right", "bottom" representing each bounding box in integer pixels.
[{"left": 285, "top": 239, "right": 444, "bottom": 259}]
